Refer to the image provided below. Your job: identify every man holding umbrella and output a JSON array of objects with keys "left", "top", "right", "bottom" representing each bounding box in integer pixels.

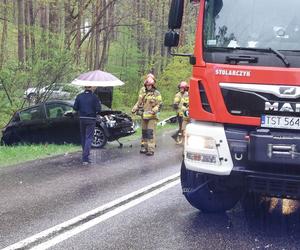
[
  {"left": 73, "top": 86, "right": 101, "bottom": 165},
  {"left": 72, "top": 70, "right": 125, "bottom": 164}
]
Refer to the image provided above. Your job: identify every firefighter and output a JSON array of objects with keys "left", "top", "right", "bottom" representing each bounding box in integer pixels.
[
  {"left": 172, "top": 81, "right": 189, "bottom": 144},
  {"left": 180, "top": 86, "right": 190, "bottom": 144},
  {"left": 134, "top": 74, "right": 157, "bottom": 148},
  {"left": 132, "top": 77, "right": 162, "bottom": 156}
]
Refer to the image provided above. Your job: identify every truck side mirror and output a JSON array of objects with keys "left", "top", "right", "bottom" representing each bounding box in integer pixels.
[
  {"left": 168, "top": 0, "right": 184, "bottom": 29},
  {"left": 164, "top": 31, "right": 179, "bottom": 47}
]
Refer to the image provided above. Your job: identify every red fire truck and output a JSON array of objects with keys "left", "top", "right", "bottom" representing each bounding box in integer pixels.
[{"left": 165, "top": 0, "right": 300, "bottom": 212}]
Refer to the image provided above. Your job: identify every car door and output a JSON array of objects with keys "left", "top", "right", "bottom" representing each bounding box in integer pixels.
[
  {"left": 16, "top": 105, "right": 48, "bottom": 144},
  {"left": 45, "top": 102, "right": 80, "bottom": 144}
]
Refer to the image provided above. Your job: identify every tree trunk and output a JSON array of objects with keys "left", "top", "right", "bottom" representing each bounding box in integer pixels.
[
  {"left": 28, "top": 0, "right": 35, "bottom": 62},
  {"left": 99, "top": 0, "right": 112, "bottom": 69},
  {"left": 179, "top": 0, "right": 188, "bottom": 47},
  {"left": 40, "top": 1, "right": 49, "bottom": 59},
  {"left": 24, "top": 0, "right": 30, "bottom": 62},
  {"left": 75, "top": 0, "right": 83, "bottom": 64},
  {"left": 64, "top": 0, "right": 72, "bottom": 49},
  {"left": 0, "top": 0, "right": 8, "bottom": 69},
  {"left": 160, "top": 0, "right": 168, "bottom": 72},
  {"left": 49, "top": 0, "right": 59, "bottom": 34},
  {"left": 94, "top": 0, "right": 102, "bottom": 70},
  {"left": 17, "top": 0, "right": 25, "bottom": 64},
  {"left": 87, "top": 2, "right": 95, "bottom": 69}
]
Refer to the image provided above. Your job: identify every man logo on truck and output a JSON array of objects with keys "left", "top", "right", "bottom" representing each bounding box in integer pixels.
[
  {"left": 265, "top": 101, "right": 300, "bottom": 113},
  {"left": 279, "top": 87, "right": 297, "bottom": 95}
]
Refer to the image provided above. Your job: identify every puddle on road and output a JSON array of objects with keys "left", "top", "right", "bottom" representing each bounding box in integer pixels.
[
  {"left": 241, "top": 194, "right": 300, "bottom": 238},
  {"left": 180, "top": 196, "right": 300, "bottom": 249}
]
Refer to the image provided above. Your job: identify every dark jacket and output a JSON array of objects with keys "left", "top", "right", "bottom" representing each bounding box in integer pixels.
[{"left": 73, "top": 90, "right": 101, "bottom": 119}]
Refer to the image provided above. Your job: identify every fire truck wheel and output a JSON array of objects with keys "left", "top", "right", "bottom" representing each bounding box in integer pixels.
[{"left": 181, "top": 161, "right": 243, "bottom": 213}]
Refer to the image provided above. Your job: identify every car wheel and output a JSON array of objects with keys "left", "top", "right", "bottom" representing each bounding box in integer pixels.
[
  {"left": 181, "top": 161, "right": 243, "bottom": 213},
  {"left": 92, "top": 127, "right": 107, "bottom": 148}
]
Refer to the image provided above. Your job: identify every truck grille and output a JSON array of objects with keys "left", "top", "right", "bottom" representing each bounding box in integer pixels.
[
  {"left": 220, "top": 83, "right": 300, "bottom": 117},
  {"left": 247, "top": 175, "right": 300, "bottom": 199}
]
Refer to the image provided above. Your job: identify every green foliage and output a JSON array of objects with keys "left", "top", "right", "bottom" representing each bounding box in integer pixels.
[
  {"left": 106, "top": 25, "right": 193, "bottom": 112},
  {"left": 0, "top": 1, "right": 196, "bottom": 129},
  {"left": 111, "top": 53, "right": 192, "bottom": 112},
  {"left": 28, "top": 41, "right": 87, "bottom": 87},
  {"left": 0, "top": 91, "right": 16, "bottom": 128},
  {"left": 158, "top": 56, "right": 192, "bottom": 110},
  {"left": 0, "top": 42, "right": 86, "bottom": 128},
  {"left": 106, "top": 27, "right": 144, "bottom": 108}
]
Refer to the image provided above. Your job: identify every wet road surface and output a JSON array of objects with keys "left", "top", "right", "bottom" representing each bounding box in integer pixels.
[{"left": 1, "top": 132, "right": 300, "bottom": 249}]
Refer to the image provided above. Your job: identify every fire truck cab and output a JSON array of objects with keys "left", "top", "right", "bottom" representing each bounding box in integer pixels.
[{"left": 165, "top": 0, "right": 300, "bottom": 212}]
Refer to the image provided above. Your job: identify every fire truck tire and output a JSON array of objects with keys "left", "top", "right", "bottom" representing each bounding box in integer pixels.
[{"left": 181, "top": 161, "right": 242, "bottom": 213}]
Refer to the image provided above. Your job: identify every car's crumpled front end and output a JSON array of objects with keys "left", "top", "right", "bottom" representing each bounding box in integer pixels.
[{"left": 97, "top": 111, "right": 136, "bottom": 141}]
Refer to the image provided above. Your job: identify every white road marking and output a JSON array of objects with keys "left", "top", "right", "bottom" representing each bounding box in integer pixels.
[{"left": 2, "top": 173, "right": 180, "bottom": 250}]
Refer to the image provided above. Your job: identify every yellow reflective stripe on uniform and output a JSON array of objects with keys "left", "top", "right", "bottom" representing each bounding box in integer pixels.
[
  {"left": 174, "top": 97, "right": 181, "bottom": 103},
  {"left": 143, "top": 113, "right": 155, "bottom": 119},
  {"left": 173, "top": 92, "right": 182, "bottom": 104},
  {"left": 178, "top": 91, "right": 189, "bottom": 117}
]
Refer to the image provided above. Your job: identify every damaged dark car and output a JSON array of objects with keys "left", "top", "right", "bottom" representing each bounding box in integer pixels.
[{"left": 1, "top": 100, "right": 135, "bottom": 148}]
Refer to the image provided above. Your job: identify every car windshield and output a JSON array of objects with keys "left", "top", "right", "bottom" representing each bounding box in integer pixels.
[
  {"left": 204, "top": 0, "right": 300, "bottom": 51},
  {"left": 101, "top": 104, "right": 110, "bottom": 111}
]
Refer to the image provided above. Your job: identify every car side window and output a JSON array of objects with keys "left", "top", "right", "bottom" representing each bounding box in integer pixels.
[
  {"left": 19, "top": 106, "right": 43, "bottom": 122},
  {"left": 11, "top": 113, "right": 21, "bottom": 123},
  {"left": 46, "top": 103, "right": 73, "bottom": 119}
]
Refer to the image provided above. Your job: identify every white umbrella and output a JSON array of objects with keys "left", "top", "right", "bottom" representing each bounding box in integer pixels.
[{"left": 71, "top": 70, "right": 125, "bottom": 87}]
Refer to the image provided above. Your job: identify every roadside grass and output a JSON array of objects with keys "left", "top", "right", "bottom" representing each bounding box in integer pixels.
[
  {"left": 0, "top": 144, "right": 80, "bottom": 168},
  {"left": 0, "top": 111, "right": 178, "bottom": 168}
]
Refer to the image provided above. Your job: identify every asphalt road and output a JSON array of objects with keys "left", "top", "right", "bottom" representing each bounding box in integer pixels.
[{"left": 1, "top": 131, "right": 300, "bottom": 250}]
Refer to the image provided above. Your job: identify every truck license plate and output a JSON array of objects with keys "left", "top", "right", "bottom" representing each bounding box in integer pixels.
[{"left": 261, "top": 115, "right": 300, "bottom": 130}]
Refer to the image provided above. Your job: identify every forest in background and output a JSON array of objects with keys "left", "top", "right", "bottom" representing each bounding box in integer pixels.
[{"left": 0, "top": 0, "right": 198, "bottom": 128}]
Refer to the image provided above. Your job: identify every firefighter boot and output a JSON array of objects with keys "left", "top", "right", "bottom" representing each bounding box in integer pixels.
[
  {"left": 140, "top": 145, "right": 147, "bottom": 154},
  {"left": 146, "top": 151, "right": 154, "bottom": 156},
  {"left": 176, "top": 132, "right": 183, "bottom": 145}
]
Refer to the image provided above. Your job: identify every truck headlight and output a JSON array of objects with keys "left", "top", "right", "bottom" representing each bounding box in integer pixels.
[
  {"left": 186, "top": 135, "right": 216, "bottom": 149},
  {"left": 185, "top": 134, "right": 220, "bottom": 165}
]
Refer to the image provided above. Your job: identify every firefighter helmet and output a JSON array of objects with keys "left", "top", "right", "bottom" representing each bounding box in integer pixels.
[
  {"left": 178, "top": 81, "right": 188, "bottom": 90},
  {"left": 147, "top": 73, "right": 155, "bottom": 79},
  {"left": 144, "top": 77, "right": 155, "bottom": 86}
]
